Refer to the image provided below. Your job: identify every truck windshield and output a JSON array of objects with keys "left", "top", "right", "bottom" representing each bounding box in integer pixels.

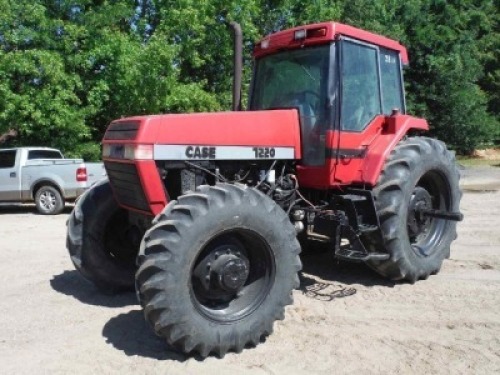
[{"left": 251, "top": 45, "right": 331, "bottom": 166}]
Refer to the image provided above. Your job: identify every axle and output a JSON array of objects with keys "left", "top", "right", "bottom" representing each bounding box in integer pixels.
[{"left": 417, "top": 208, "right": 464, "bottom": 221}]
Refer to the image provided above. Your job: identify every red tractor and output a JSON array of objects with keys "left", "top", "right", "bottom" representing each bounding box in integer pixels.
[{"left": 67, "top": 22, "right": 462, "bottom": 357}]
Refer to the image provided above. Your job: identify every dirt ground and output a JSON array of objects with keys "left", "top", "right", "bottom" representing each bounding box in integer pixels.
[{"left": 1, "top": 167, "right": 499, "bottom": 375}]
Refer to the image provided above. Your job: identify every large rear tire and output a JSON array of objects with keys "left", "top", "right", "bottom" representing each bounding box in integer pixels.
[
  {"left": 67, "top": 180, "right": 139, "bottom": 292},
  {"left": 368, "top": 137, "right": 461, "bottom": 282},
  {"left": 136, "top": 184, "right": 301, "bottom": 357}
]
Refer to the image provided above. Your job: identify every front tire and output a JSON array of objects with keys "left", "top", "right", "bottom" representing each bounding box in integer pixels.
[
  {"left": 136, "top": 184, "right": 301, "bottom": 357},
  {"left": 67, "top": 179, "right": 139, "bottom": 292},
  {"left": 368, "top": 137, "right": 461, "bottom": 282}
]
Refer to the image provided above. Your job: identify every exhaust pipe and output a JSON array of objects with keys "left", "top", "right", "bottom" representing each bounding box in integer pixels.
[{"left": 229, "top": 21, "right": 242, "bottom": 111}]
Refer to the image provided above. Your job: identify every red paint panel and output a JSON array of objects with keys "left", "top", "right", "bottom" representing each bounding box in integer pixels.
[
  {"left": 296, "top": 130, "right": 337, "bottom": 189},
  {"left": 254, "top": 22, "right": 336, "bottom": 58},
  {"left": 105, "top": 110, "right": 302, "bottom": 159},
  {"left": 135, "top": 160, "right": 167, "bottom": 215},
  {"left": 254, "top": 22, "right": 408, "bottom": 64},
  {"left": 361, "top": 115, "right": 428, "bottom": 186},
  {"left": 333, "top": 116, "right": 386, "bottom": 185},
  {"left": 333, "top": 115, "right": 428, "bottom": 186}
]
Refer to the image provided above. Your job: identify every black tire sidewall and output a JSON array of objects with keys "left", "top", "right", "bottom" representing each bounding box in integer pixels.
[
  {"left": 137, "top": 184, "right": 301, "bottom": 354},
  {"left": 171, "top": 200, "right": 293, "bottom": 332},
  {"left": 395, "top": 144, "right": 459, "bottom": 270},
  {"left": 67, "top": 180, "right": 136, "bottom": 291},
  {"left": 369, "top": 137, "right": 461, "bottom": 281}
]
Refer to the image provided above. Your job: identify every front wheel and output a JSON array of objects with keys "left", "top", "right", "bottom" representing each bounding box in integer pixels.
[
  {"left": 67, "top": 179, "right": 140, "bottom": 292},
  {"left": 136, "top": 184, "right": 301, "bottom": 357},
  {"left": 368, "top": 137, "right": 461, "bottom": 282}
]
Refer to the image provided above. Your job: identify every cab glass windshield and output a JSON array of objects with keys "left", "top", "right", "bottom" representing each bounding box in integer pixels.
[{"left": 250, "top": 45, "right": 331, "bottom": 166}]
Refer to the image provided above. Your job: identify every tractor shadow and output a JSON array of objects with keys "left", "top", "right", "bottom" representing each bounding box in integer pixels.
[
  {"left": 299, "top": 250, "right": 396, "bottom": 292},
  {"left": 102, "top": 310, "right": 188, "bottom": 361},
  {"left": 103, "top": 252, "right": 396, "bottom": 360},
  {"left": 51, "top": 254, "right": 394, "bottom": 361},
  {"left": 50, "top": 270, "right": 189, "bottom": 360},
  {"left": 102, "top": 310, "right": 265, "bottom": 361},
  {"left": 50, "top": 270, "right": 137, "bottom": 308}
]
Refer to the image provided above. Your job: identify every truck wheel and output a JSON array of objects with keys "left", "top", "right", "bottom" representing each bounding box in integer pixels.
[
  {"left": 67, "top": 179, "right": 139, "bottom": 292},
  {"left": 368, "top": 137, "right": 461, "bottom": 282},
  {"left": 136, "top": 184, "right": 301, "bottom": 357},
  {"left": 35, "top": 185, "right": 64, "bottom": 215}
]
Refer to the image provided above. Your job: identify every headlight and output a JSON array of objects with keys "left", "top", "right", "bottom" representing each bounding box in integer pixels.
[{"left": 102, "top": 144, "right": 153, "bottom": 160}]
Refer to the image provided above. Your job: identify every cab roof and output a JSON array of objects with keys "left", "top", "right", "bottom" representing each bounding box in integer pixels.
[{"left": 254, "top": 22, "right": 409, "bottom": 65}]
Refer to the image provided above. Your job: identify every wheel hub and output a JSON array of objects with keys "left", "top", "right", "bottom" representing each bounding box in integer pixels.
[
  {"left": 407, "top": 187, "right": 433, "bottom": 239},
  {"left": 40, "top": 191, "right": 56, "bottom": 210},
  {"left": 193, "top": 243, "right": 250, "bottom": 297},
  {"left": 211, "top": 254, "right": 249, "bottom": 292}
]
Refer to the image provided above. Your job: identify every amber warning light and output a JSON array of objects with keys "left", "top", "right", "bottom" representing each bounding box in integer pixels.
[{"left": 294, "top": 27, "right": 327, "bottom": 40}]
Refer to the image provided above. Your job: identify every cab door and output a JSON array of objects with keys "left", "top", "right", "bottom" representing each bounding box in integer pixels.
[
  {"left": 334, "top": 39, "right": 405, "bottom": 185},
  {"left": 0, "top": 149, "right": 20, "bottom": 201}
]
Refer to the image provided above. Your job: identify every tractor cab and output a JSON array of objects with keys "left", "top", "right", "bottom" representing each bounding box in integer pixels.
[{"left": 250, "top": 23, "right": 409, "bottom": 187}]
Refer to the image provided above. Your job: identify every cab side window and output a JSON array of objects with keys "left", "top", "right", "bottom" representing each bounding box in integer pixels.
[
  {"left": 0, "top": 150, "right": 16, "bottom": 168},
  {"left": 380, "top": 48, "right": 404, "bottom": 114},
  {"left": 341, "top": 41, "right": 381, "bottom": 131}
]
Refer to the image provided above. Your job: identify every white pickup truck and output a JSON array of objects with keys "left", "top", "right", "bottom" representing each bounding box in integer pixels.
[{"left": 0, "top": 147, "right": 106, "bottom": 214}]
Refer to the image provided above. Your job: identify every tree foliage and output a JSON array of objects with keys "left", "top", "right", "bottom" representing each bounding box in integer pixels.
[{"left": 0, "top": 0, "right": 497, "bottom": 157}]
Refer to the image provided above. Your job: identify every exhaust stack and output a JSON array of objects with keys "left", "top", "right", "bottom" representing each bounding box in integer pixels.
[{"left": 229, "top": 21, "right": 242, "bottom": 111}]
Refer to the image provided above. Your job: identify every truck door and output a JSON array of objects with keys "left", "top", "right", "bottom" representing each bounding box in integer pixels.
[{"left": 0, "top": 149, "right": 20, "bottom": 201}]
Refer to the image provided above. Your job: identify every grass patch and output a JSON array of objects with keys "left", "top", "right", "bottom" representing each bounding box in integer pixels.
[{"left": 456, "top": 156, "right": 500, "bottom": 167}]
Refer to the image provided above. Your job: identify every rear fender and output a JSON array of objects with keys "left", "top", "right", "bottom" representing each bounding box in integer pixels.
[{"left": 362, "top": 115, "right": 428, "bottom": 186}]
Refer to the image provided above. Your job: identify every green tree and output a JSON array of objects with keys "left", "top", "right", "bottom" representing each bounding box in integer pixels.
[
  {"left": 0, "top": 2, "right": 89, "bottom": 153},
  {"left": 0, "top": 0, "right": 497, "bottom": 156},
  {"left": 338, "top": 0, "right": 499, "bottom": 152}
]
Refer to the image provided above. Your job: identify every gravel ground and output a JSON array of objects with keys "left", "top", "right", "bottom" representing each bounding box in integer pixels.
[{"left": 0, "top": 167, "right": 499, "bottom": 374}]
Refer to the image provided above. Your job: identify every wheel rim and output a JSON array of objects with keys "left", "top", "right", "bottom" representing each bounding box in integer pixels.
[
  {"left": 407, "top": 170, "right": 451, "bottom": 257},
  {"left": 39, "top": 190, "right": 56, "bottom": 211},
  {"left": 191, "top": 230, "right": 275, "bottom": 322}
]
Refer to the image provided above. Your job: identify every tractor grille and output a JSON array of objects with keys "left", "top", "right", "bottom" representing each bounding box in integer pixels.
[
  {"left": 103, "top": 121, "right": 139, "bottom": 140},
  {"left": 104, "top": 162, "right": 150, "bottom": 212}
]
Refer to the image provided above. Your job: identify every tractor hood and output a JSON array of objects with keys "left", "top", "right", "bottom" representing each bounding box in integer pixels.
[{"left": 103, "top": 110, "right": 302, "bottom": 161}]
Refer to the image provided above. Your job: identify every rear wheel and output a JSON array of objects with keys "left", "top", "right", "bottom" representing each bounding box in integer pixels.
[
  {"left": 35, "top": 185, "right": 64, "bottom": 215},
  {"left": 368, "top": 137, "right": 461, "bottom": 282},
  {"left": 136, "top": 184, "right": 301, "bottom": 357},
  {"left": 67, "top": 180, "right": 140, "bottom": 292}
]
